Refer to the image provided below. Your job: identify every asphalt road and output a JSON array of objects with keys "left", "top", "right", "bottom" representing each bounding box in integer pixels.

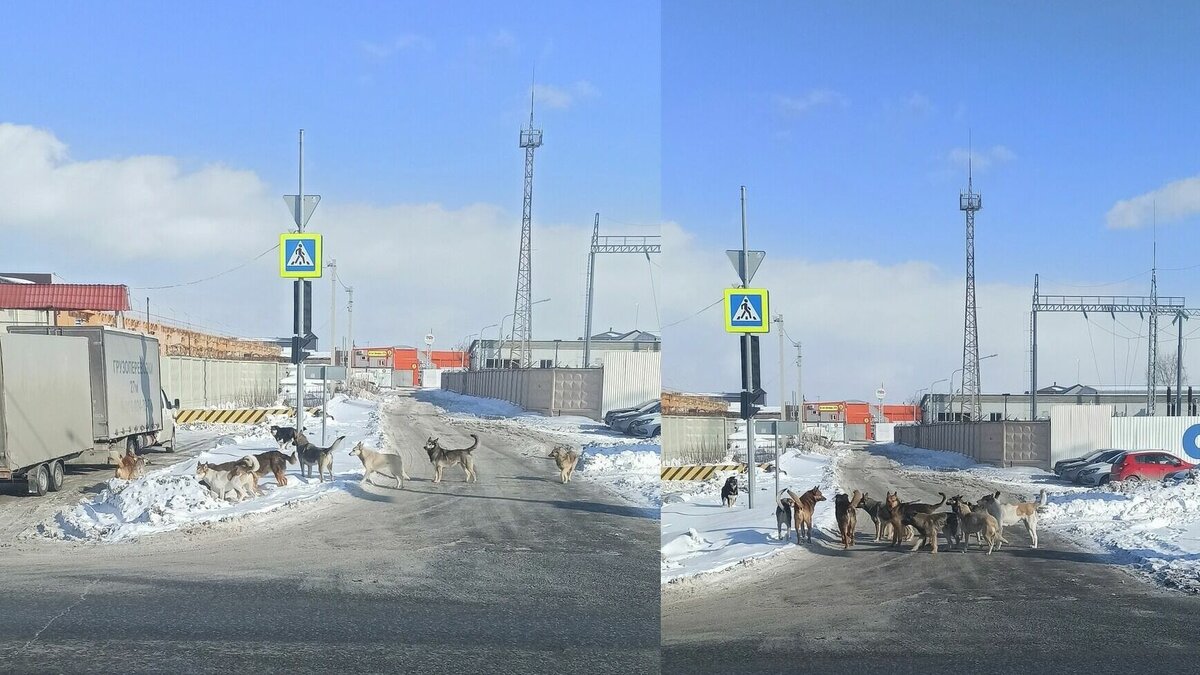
[
  {"left": 661, "top": 447, "right": 1200, "bottom": 675},
  {"left": 0, "top": 392, "right": 659, "bottom": 674}
]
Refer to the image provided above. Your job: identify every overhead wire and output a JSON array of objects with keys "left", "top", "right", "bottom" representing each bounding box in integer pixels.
[
  {"left": 131, "top": 244, "right": 280, "bottom": 290},
  {"left": 660, "top": 297, "right": 723, "bottom": 330}
]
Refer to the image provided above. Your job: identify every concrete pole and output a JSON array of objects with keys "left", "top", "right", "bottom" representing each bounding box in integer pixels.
[
  {"left": 1177, "top": 312, "right": 1184, "bottom": 416},
  {"left": 346, "top": 286, "right": 354, "bottom": 384},
  {"left": 329, "top": 259, "right": 337, "bottom": 368},
  {"left": 583, "top": 213, "right": 598, "bottom": 368},
  {"left": 775, "top": 314, "right": 787, "bottom": 419},
  {"left": 796, "top": 341, "right": 803, "bottom": 424}
]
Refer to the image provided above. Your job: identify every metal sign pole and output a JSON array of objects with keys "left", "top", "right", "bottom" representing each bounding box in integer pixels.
[{"left": 740, "top": 186, "right": 756, "bottom": 510}]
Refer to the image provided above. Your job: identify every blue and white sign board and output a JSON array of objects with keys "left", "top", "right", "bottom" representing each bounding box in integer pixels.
[
  {"left": 724, "top": 288, "right": 770, "bottom": 333},
  {"left": 1182, "top": 424, "right": 1200, "bottom": 460},
  {"left": 279, "top": 233, "right": 323, "bottom": 279}
]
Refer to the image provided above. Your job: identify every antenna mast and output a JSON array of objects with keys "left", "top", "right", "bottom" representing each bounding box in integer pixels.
[
  {"left": 509, "top": 73, "right": 543, "bottom": 368},
  {"left": 959, "top": 132, "right": 983, "bottom": 420}
]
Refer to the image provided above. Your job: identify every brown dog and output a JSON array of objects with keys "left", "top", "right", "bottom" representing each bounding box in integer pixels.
[
  {"left": 253, "top": 449, "right": 298, "bottom": 488},
  {"left": 114, "top": 449, "right": 146, "bottom": 480},
  {"left": 834, "top": 490, "right": 863, "bottom": 549},
  {"left": 786, "top": 486, "right": 826, "bottom": 544},
  {"left": 548, "top": 445, "right": 580, "bottom": 484}
]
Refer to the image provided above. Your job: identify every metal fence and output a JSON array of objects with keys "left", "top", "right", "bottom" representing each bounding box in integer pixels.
[
  {"left": 442, "top": 368, "right": 605, "bottom": 419},
  {"left": 162, "top": 357, "right": 283, "bottom": 409},
  {"left": 662, "top": 416, "right": 729, "bottom": 465},
  {"left": 894, "top": 421, "right": 1051, "bottom": 469}
]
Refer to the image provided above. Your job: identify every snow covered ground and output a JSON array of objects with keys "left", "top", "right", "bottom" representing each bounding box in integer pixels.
[
  {"left": 660, "top": 446, "right": 839, "bottom": 584},
  {"left": 36, "top": 394, "right": 384, "bottom": 543},
  {"left": 416, "top": 389, "right": 660, "bottom": 510},
  {"left": 880, "top": 442, "right": 1200, "bottom": 592}
]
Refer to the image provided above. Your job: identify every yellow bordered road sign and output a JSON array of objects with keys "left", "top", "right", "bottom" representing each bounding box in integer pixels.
[
  {"left": 280, "top": 233, "right": 323, "bottom": 278},
  {"left": 724, "top": 288, "right": 770, "bottom": 333}
]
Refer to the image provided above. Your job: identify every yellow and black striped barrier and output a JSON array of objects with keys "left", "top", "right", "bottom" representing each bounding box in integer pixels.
[
  {"left": 660, "top": 463, "right": 771, "bottom": 481},
  {"left": 175, "top": 407, "right": 323, "bottom": 425}
]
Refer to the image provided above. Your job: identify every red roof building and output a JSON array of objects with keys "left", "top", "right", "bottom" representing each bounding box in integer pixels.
[{"left": 0, "top": 284, "right": 130, "bottom": 312}]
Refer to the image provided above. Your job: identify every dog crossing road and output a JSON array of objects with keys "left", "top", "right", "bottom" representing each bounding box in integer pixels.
[{"left": 661, "top": 450, "right": 1200, "bottom": 675}]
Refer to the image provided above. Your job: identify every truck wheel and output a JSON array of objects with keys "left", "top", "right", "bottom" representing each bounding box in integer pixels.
[
  {"left": 127, "top": 435, "right": 141, "bottom": 455},
  {"left": 27, "top": 464, "right": 49, "bottom": 497},
  {"left": 48, "top": 461, "right": 65, "bottom": 492}
]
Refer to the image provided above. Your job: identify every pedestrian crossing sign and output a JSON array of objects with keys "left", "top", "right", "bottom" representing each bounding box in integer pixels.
[
  {"left": 279, "top": 233, "right": 322, "bottom": 278},
  {"left": 724, "top": 288, "right": 769, "bottom": 333}
]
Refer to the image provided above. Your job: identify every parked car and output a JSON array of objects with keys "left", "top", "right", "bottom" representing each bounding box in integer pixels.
[
  {"left": 1055, "top": 448, "right": 1119, "bottom": 477},
  {"left": 610, "top": 401, "right": 661, "bottom": 432},
  {"left": 604, "top": 400, "right": 658, "bottom": 426},
  {"left": 615, "top": 408, "right": 659, "bottom": 433},
  {"left": 628, "top": 413, "right": 661, "bottom": 438},
  {"left": 1165, "top": 468, "right": 1197, "bottom": 484},
  {"left": 1076, "top": 452, "right": 1127, "bottom": 487},
  {"left": 1063, "top": 449, "right": 1126, "bottom": 483},
  {"left": 1110, "top": 450, "right": 1196, "bottom": 483}
]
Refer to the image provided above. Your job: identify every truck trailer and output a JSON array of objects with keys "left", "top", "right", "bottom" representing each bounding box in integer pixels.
[
  {"left": 4, "top": 326, "right": 178, "bottom": 494},
  {"left": 0, "top": 333, "right": 95, "bottom": 495}
]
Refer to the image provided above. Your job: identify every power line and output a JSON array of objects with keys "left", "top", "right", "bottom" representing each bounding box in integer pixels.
[
  {"left": 660, "top": 297, "right": 722, "bottom": 330},
  {"left": 132, "top": 244, "right": 279, "bottom": 290}
]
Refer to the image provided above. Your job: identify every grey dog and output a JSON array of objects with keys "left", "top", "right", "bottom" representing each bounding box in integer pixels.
[{"left": 423, "top": 434, "right": 480, "bottom": 483}]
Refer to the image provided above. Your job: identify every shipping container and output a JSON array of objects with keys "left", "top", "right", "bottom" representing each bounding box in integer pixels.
[{"left": 0, "top": 334, "right": 95, "bottom": 493}]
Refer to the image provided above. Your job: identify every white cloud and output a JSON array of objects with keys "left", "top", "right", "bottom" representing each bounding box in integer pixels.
[
  {"left": 774, "top": 89, "right": 849, "bottom": 115},
  {"left": 489, "top": 29, "right": 518, "bottom": 51},
  {"left": 947, "top": 144, "right": 1016, "bottom": 172},
  {"left": 532, "top": 80, "right": 600, "bottom": 110},
  {"left": 902, "top": 92, "right": 934, "bottom": 115},
  {"left": 361, "top": 33, "right": 433, "bottom": 58},
  {"left": 659, "top": 221, "right": 1150, "bottom": 405},
  {"left": 1106, "top": 176, "right": 1200, "bottom": 230},
  {"left": 0, "top": 123, "right": 658, "bottom": 352}
]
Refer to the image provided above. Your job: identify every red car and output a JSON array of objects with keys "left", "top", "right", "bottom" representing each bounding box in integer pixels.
[{"left": 1109, "top": 450, "right": 1195, "bottom": 482}]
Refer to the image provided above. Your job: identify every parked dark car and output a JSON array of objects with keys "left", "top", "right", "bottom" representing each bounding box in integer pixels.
[
  {"left": 1062, "top": 449, "right": 1126, "bottom": 483},
  {"left": 604, "top": 399, "right": 658, "bottom": 426},
  {"left": 607, "top": 400, "right": 661, "bottom": 430}
]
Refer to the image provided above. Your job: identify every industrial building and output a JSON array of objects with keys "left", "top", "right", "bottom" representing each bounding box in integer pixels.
[
  {"left": 920, "top": 383, "right": 1197, "bottom": 422},
  {"left": 349, "top": 346, "right": 468, "bottom": 388},
  {"left": 467, "top": 329, "right": 660, "bottom": 370}
]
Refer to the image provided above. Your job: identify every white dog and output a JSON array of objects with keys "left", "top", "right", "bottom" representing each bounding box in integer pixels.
[
  {"left": 195, "top": 455, "right": 260, "bottom": 501},
  {"left": 976, "top": 488, "right": 1048, "bottom": 549},
  {"left": 349, "top": 441, "right": 409, "bottom": 489}
]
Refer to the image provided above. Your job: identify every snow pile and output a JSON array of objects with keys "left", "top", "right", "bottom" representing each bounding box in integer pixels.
[
  {"left": 576, "top": 442, "right": 660, "bottom": 510},
  {"left": 875, "top": 443, "right": 1065, "bottom": 490},
  {"left": 1039, "top": 477, "right": 1200, "bottom": 592},
  {"left": 38, "top": 395, "right": 385, "bottom": 543},
  {"left": 419, "top": 389, "right": 660, "bottom": 510},
  {"left": 660, "top": 447, "right": 839, "bottom": 584}
]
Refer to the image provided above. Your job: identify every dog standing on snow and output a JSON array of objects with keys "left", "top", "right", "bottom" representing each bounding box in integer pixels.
[{"left": 721, "top": 476, "right": 739, "bottom": 507}]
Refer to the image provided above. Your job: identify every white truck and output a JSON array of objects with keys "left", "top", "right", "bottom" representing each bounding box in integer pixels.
[{"left": 2, "top": 326, "right": 178, "bottom": 495}]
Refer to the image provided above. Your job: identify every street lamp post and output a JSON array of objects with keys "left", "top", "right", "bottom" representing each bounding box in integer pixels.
[
  {"left": 926, "top": 378, "right": 948, "bottom": 423},
  {"left": 497, "top": 297, "right": 549, "bottom": 369},
  {"left": 553, "top": 339, "right": 562, "bottom": 367},
  {"left": 474, "top": 323, "right": 497, "bottom": 371},
  {"left": 1003, "top": 393, "right": 1010, "bottom": 420},
  {"left": 950, "top": 353, "right": 998, "bottom": 420}
]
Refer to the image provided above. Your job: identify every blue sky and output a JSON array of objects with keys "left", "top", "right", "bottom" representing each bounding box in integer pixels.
[
  {"left": 663, "top": 1, "right": 1200, "bottom": 283},
  {"left": 661, "top": 1, "right": 1200, "bottom": 400},
  {"left": 0, "top": 2, "right": 660, "bottom": 347}
]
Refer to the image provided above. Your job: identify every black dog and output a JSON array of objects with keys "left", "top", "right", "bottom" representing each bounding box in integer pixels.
[
  {"left": 269, "top": 425, "right": 302, "bottom": 449},
  {"left": 721, "top": 476, "right": 739, "bottom": 507}
]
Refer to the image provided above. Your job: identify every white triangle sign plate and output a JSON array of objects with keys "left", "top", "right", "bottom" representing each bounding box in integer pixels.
[
  {"left": 727, "top": 250, "right": 765, "bottom": 283},
  {"left": 283, "top": 194, "right": 321, "bottom": 227}
]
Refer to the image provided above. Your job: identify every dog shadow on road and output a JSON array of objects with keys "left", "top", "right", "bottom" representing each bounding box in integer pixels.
[{"left": 397, "top": 486, "right": 656, "bottom": 519}]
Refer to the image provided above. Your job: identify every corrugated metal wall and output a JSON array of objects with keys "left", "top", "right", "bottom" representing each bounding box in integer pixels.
[
  {"left": 1110, "top": 417, "right": 1200, "bottom": 457},
  {"left": 662, "top": 416, "right": 728, "bottom": 465},
  {"left": 441, "top": 368, "right": 604, "bottom": 419},
  {"left": 894, "top": 422, "right": 1051, "bottom": 469},
  {"left": 162, "top": 357, "right": 282, "bottom": 409},
  {"left": 1049, "top": 405, "right": 1114, "bottom": 466},
  {"left": 599, "top": 352, "right": 661, "bottom": 415}
]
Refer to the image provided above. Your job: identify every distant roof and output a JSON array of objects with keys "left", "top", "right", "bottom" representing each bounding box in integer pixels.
[
  {"left": 590, "top": 328, "right": 659, "bottom": 342},
  {"left": 0, "top": 273, "right": 52, "bottom": 285},
  {"left": 0, "top": 284, "right": 130, "bottom": 312}
]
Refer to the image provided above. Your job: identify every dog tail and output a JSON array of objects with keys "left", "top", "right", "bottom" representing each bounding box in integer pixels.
[
  {"left": 285, "top": 450, "right": 298, "bottom": 465},
  {"left": 464, "top": 434, "right": 480, "bottom": 452},
  {"left": 849, "top": 489, "right": 864, "bottom": 510},
  {"left": 240, "top": 455, "right": 260, "bottom": 472},
  {"left": 934, "top": 492, "right": 947, "bottom": 508}
]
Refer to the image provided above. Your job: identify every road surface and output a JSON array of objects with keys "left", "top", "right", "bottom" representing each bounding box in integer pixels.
[
  {"left": 0, "top": 392, "right": 658, "bottom": 673},
  {"left": 661, "top": 448, "right": 1200, "bottom": 674}
]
